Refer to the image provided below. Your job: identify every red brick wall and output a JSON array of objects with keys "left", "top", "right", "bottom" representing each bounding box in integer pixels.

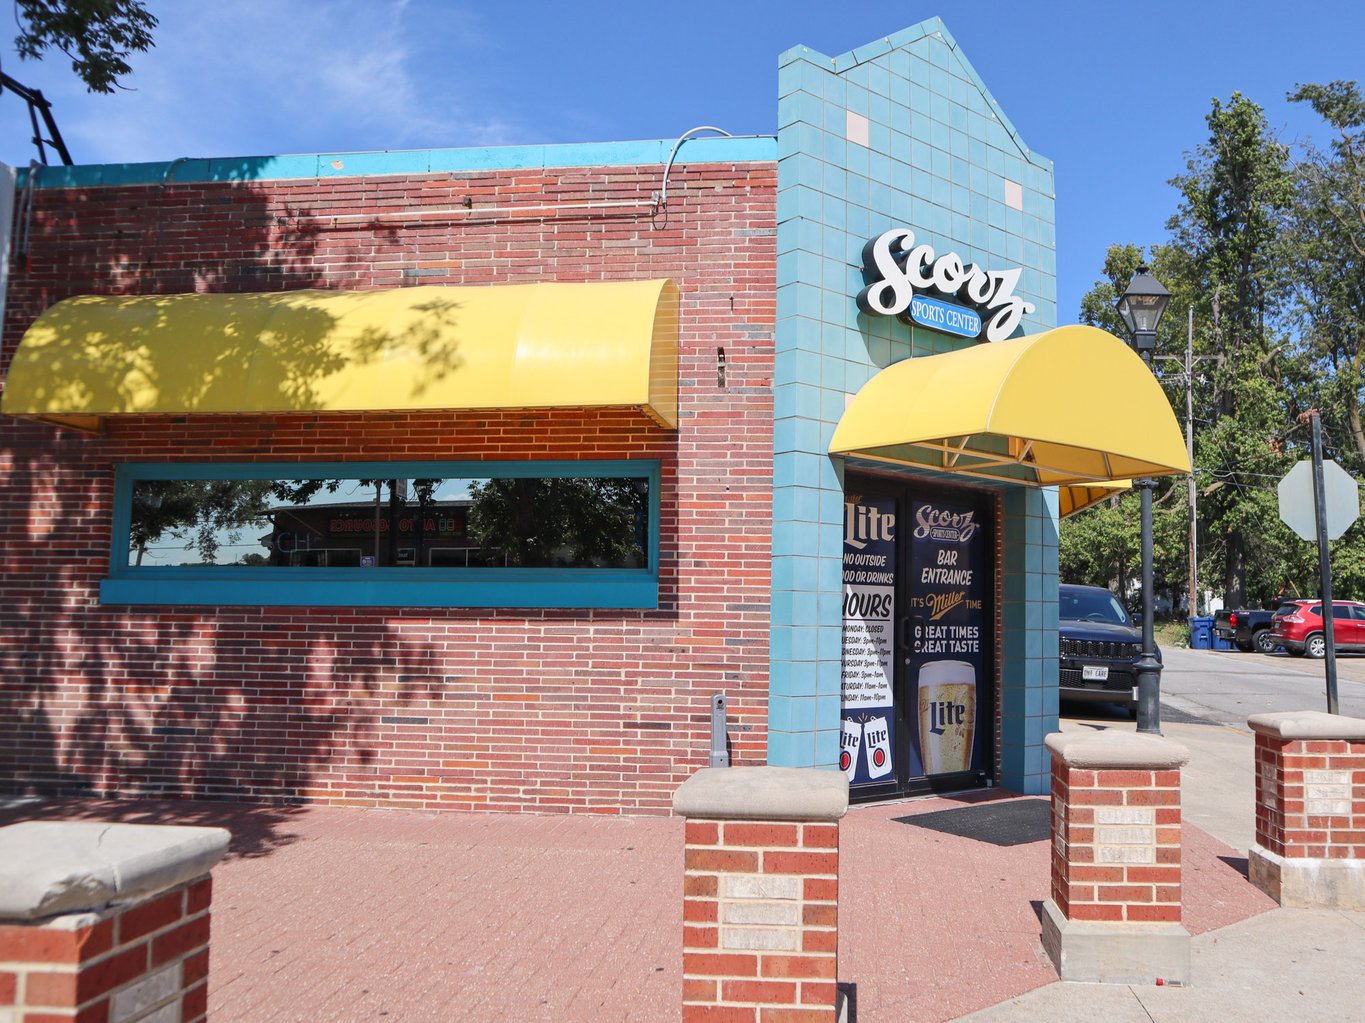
[
  {"left": 1050, "top": 760, "right": 1183, "bottom": 924},
  {"left": 0, "top": 160, "right": 776, "bottom": 814},
  {"left": 1255, "top": 733, "right": 1365, "bottom": 859},
  {"left": 0, "top": 875, "right": 212, "bottom": 1022},
  {"left": 682, "top": 818, "right": 839, "bottom": 1021}
]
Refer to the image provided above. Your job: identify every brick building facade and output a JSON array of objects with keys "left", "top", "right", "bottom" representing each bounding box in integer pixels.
[
  {"left": 0, "top": 156, "right": 777, "bottom": 813},
  {"left": 0, "top": 18, "right": 1188, "bottom": 816}
]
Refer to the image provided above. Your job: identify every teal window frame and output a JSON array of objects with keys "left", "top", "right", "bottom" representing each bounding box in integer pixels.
[{"left": 102, "top": 460, "right": 662, "bottom": 609}]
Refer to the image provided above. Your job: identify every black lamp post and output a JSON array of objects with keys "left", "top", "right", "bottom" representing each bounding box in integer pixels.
[{"left": 1116, "top": 265, "right": 1171, "bottom": 734}]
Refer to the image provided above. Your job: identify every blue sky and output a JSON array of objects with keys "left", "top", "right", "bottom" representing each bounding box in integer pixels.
[{"left": 0, "top": 1, "right": 1360, "bottom": 320}]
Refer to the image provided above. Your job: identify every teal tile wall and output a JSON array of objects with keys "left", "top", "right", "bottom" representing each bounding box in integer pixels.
[{"left": 770, "top": 18, "right": 1058, "bottom": 791}]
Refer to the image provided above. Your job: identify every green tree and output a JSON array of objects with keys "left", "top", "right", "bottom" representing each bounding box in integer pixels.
[
  {"left": 1166, "top": 93, "right": 1297, "bottom": 607},
  {"left": 1072, "top": 91, "right": 1365, "bottom": 612},
  {"left": 1288, "top": 81, "right": 1365, "bottom": 469},
  {"left": 12, "top": 0, "right": 156, "bottom": 93},
  {"left": 1074, "top": 244, "right": 1195, "bottom": 609},
  {"left": 1058, "top": 494, "right": 1137, "bottom": 594}
]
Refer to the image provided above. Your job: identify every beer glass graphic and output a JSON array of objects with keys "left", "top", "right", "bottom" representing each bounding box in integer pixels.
[{"left": 917, "top": 659, "right": 976, "bottom": 775}]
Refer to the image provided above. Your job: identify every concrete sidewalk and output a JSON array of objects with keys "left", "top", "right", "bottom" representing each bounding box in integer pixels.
[
  {"left": 0, "top": 723, "right": 1275, "bottom": 1023},
  {"left": 957, "top": 715, "right": 1365, "bottom": 1023},
  {"left": 2, "top": 694, "right": 1345, "bottom": 1021}
]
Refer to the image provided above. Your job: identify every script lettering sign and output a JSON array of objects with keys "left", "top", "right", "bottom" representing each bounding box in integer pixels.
[{"left": 856, "top": 228, "right": 1034, "bottom": 343}]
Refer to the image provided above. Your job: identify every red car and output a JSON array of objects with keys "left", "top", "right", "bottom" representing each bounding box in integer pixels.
[{"left": 1268, "top": 600, "right": 1365, "bottom": 658}]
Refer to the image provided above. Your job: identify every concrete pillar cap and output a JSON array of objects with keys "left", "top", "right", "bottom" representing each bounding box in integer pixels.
[
  {"left": 0, "top": 821, "right": 231, "bottom": 921},
  {"left": 1045, "top": 730, "right": 1189, "bottom": 770},
  {"left": 673, "top": 767, "right": 849, "bottom": 821},
  {"left": 1247, "top": 710, "right": 1365, "bottom": 741}
]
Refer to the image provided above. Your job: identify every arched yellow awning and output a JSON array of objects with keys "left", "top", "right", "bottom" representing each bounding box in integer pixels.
[
  {"left": 829, "top": 325, "right": 1190, "bottom": 486},
  {"left": 1059, "top": 480, "right": 1132, "bottom": 517},
  {"left": 1, "top": 280, "right": 680, "bottom": 432}
]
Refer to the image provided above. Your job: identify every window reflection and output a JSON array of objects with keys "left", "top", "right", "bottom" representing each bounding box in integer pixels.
[{"left": 127, "top": 475, "right": 650, "bottom": 570}]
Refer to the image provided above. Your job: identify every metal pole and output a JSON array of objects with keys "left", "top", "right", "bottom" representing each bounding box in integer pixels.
[
  {"left": 1135, "top": 474, "right": 1162, "bottom": 733},
  {"left": 1310, "top": 412, "right": 1340, "bottom": 714},
  {"left": 1186, "top": 306, "right": 1197, "bottom": 617}
]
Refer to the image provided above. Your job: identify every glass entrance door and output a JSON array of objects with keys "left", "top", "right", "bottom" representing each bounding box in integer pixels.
[{"left": 840, "top": 472, "right": 995, "bottom": 801}]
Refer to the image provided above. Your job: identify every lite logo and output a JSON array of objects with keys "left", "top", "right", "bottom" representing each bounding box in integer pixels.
[
  {"left": 840, "top": 722, "right": 861, "bottom": 773},
  {"left": 844, "top": 501, "right": 896, "bottom": 551},
  {"left": 926, "top": 699, "right": 966, "bottom": 736},
  {"left": 865, "top": 722, "right": 889, "bottom": 766},
  {"left": 856, "top": 228, "right": 1034, "bottom": 343}
]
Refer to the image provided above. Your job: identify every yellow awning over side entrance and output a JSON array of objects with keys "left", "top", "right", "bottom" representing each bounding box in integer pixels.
[
  {"left": 1059, "top": 480, "right": 1132, "bottom": 517},
  {"left": 829, "top": 324, "right": 1190, "bottom": 486},
  {"left": 2, "top": 280, "right": 680, "bottom": 431}
]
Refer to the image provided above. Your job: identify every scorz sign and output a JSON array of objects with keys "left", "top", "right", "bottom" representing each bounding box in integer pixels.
[{"left": 856, "top": 228, "right": 1034, "bottom": 343}]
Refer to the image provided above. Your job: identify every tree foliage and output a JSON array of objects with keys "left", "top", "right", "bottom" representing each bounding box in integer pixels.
[
  {"left": 1167, "top": 93, "right": 1297, "bottom": 608},
  {"left": 12, "top": 0, "right": 156, "bottom": 93},
  {"left": 1288, "top": 81, "right": 1365, "bottom": 469},
  {"left": 1066, "top": 85, "right": 1365, "bottom": 611}
]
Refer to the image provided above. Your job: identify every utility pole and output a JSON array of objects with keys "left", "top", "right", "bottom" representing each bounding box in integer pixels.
[
  {"left": 1186, "top": 307, "right": 1197, "bottom": 616},
  {"left": 1157, "top": 307, "right": 1208, "bottom": 618}
]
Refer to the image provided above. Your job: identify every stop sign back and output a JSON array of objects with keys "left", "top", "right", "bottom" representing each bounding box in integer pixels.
[{"left": 1278, "top": 459, "right": 1360, "bottom": 541}]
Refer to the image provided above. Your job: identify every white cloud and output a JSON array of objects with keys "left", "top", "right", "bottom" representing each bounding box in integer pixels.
[{"left": 0, "top": 0, "right": 527, "bottom": 166}]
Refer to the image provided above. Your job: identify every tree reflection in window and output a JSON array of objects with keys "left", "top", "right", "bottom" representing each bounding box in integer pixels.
[
  {"left": 129, "top": 480, "right": 274, "bottom": 566},
  {"left": 126, "top": 473, "right": 650, "bottom": 570},
  {"left": 466, "top": 476, "right": 649, "bottom": 568}
]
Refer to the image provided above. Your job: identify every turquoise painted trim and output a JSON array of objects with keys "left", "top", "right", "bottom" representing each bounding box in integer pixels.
[
  {"left": 100, "top": 572, "right": 658, "bottom": 609},
  {"left": 107, "top": 459, "right": 661, "bottom": 609},
  {"left": 19, "top": 137, "right": 778, "bottom": 190}
]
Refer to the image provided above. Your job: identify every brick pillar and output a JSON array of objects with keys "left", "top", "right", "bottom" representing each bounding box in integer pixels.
[
  {"left": 673, "top": 766, "right": 848, "bottom": 1023},
  {"left": 1042, "top": 730, "right": 1191, "bottom": 985},
  {"left": 0, "top": 821, "right": 229, "bottom": 1023},
  {"left": 1249, "top": 710, "right": 1365, "bottom": 908}
]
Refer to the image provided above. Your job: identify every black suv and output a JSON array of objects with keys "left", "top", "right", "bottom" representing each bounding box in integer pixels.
[{"left": 1058, "top": 583, "right": 1154, "bottom": 718}]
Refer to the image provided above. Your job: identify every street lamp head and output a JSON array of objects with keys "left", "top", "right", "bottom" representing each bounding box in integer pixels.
[{"left": 1116, "top": 264, "right": 1171, "bottom": 357}]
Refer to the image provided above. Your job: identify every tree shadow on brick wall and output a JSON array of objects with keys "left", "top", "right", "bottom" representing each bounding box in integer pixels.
[
  {"left": 0, "top": 610, "right": 458, "bottom": 857},
  {"left": 0, "top": 168, "right": 470, "bottom": 857}
]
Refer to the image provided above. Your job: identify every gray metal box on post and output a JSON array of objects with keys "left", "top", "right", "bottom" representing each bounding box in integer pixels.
[{"left": 709, "top": 693, "right": 729, "bottom": 767}]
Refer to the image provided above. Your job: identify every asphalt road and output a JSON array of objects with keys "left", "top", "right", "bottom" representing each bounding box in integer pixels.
[{"left": 1063, "top": 643, "right": 1365, "bottom": 729}]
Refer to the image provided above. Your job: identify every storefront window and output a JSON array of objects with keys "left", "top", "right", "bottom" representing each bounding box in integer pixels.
[{"left": 105, "top": 461, "right": 660, "bottom": 608}]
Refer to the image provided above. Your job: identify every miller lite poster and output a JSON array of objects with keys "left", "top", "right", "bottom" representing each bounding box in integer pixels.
[
  {"left": 907, "top": 497, "right": 988, "bottom": 776},
  {"left": 840, "top": 497, "right": 897, "bottom": 785}
]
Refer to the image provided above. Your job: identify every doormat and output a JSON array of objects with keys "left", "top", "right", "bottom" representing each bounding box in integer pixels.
[{"left": 892, "top": 798, "right": 1051, "bottom": 847}]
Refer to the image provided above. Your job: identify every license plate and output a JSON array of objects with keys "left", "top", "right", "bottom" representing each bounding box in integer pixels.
[{"left": 1082, "top": 665, "right": 1109, "bottom": 681}]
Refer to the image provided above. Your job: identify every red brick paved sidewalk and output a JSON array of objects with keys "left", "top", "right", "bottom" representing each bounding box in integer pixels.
[{"left": 0, "top": 793, "right": 1272, "bottom": 1022}]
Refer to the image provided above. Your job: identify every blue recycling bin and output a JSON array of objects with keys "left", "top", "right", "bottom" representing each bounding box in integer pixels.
[
  {"left": 1211, "top": 630, "right": 1236, "bottom": 651},
  {"left": 1188, "top": 616, "right": 1213, "bottom": 650}
]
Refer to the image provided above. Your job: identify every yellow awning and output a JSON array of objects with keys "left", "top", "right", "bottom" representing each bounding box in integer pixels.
[
  {"left": 829, "top": 324, "right": 1190, "bottom": 486},
  {"left": 1059, "top": 480, "right": 1132, "bottom": 518},
  {"left": 2, "top": 280, "right": 680, "bottom": 431}
]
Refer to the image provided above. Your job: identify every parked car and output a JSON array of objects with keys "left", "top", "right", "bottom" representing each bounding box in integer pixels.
[
  {"left": 1214, "top": 601, "right": 1294, "bottom": 653},
  {"left": 1268, "top": 600, "right": 1365, "bottom": 658},
  {"left": 1058, "top": 584, "right": 1156, "bottom": 717}
]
